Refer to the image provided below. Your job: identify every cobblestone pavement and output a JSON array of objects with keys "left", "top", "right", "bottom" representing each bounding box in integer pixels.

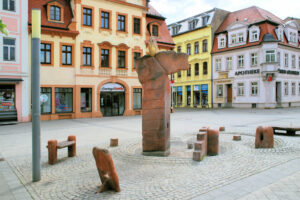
[{"left": 0, "top": 108, "right": 300, "bottom": 199}]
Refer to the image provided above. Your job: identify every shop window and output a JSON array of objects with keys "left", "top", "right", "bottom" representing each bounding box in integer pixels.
[
  {"left": 202, "top": 39, "right": 207, "bottom": 52},
  {"left": 81, "top": 88, "right": 92, "bottom": 112},
  {"left": 118, "top": 50, "right": 126, "bottom": 68},
  {"left": 101, "top": 11, "right": 110, "bottom": 29},
  {"left": 41, "top": 43, "right": 51, "bottom": 64},
  {"left": 284, "top": 82, "right": 289, "bottom": 95},
  {"left": 3, "top": 0, "right": 15, "bottom": 11},
  {"left": 177, "top": 87, "right": 182, "bottom": 105},
  {"left": 292, "top": 83, "right": 296, "bottom": 96},
  {"left": 186, "top": 43, "right": 191, "bottom": 55},
  {"left": 3, "top": 38, "right": 15, "bottom": 61},
  {"left": 284, "top": 53, "right": 289, "bottom": 67},
  {"left": 101, "top": 49, "right": 109, "bottom": 67},
  {"left": 237, "top": 83, "right": 244, "bottom": 96},
  {"left": 133, "top": 52, "right": 141, "bottom": 69},
  {"left": 217, "top": 85, "right": 223, "bottom": 97},
  {"left": 251, "top": 82, "right": 258, "bottom": 96},
  {"left": 133, "top": 18, "right": 141, "bottom": 34},
  {"left": 0, "top": 85, "right": 15, "bottom": 112},
  {"left": 152, "top": 25, "right": 158, "bottom": 36},
  {"left": 186, "top": 86, "right": 191, "bottom": 106},
  {"left": 194, "top": 63, "right": 199, "bottom": 75},
  {"left": 50, "top": 6, "right": 61, "bottom": 21},
  {"left": 251, "top": 53, "right": 257, "bottom": 66},
  {"left": 133, "top": 88, "right": 142, "bottom": 110},
  {"left": 265, "top": 50, "right": 275, "bottom": 63},
  {"left": 55, "top": 88, "right": 73, "bottom": 113},
  {"left": 83, "top": 47, "right": 92, "bottom": 66},
  {"left": 194, "top": 42, "right": 199, "bottom": 54},
  {"left": 201, "top": 84, "right": 208, "bottom": 106},
  {"left": 83, "top": 8, "right": 92, "bottom": 26},
  {"left": 193, "top": 85, "right": 200, "bottom": 105},
  {"left": 203, "top": 62, "right": 208, "bottom": 75},
  {"left": 118, "top": 15, "right": 126, "bottom": 31},
  {"left": 40, "top": 88, "right": 51, "bottom": 114},
  {"left": 226, "top": 57, "right": 232, "bottom": 70},
  {"left": 238, "top": 55, "right": 244, "bottom": 68},
  {"left": 62, "top": 45, "right": 72, "bottom": 65},
  {"left": 177, "top": 46, "right": 181, "bottom": 53}
]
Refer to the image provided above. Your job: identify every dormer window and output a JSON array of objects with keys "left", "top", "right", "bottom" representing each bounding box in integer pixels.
[
  {"left": 188, "top": 19, "right": 198, "bottom": 30},
  {"left": 152, "top": 24, "right": 159, "bottom": 37},
  {"left": 218, "top": 34, "right": 226, "bottom": 49},
  {"left": 249, "top": 26, "right": 260, "bottom": 43},
  {"left": 238, "top": 33, "right": 244, "bottom": 43},
  {"left": 202, "top": 16, "right": 209, "bottom": 26},
  {"left": 289, "top": 32, "right": 297, "bottom": 43},
  {"left": 172, "top": 26, "right": 179, "bottom": 35},
  {"left": 231, "top": 34, "right": 237, "bottom": 44},
  {"left": 252, "top": 30, "right": 258, "bottom": 41},
  {"left": 50, "top": 6, "right": 61, "bottom": 21}
]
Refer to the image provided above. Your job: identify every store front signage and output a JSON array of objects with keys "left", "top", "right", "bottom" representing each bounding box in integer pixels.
[
  {"left": 101, "top": 83, "right": 125, "bottom": 92},
  {"left": 235, "top": 69, "right": 260, "bottom": 76},
  {"left": 278, "top": 69, "right": 300, "bottom": 75},
  {"left": 193, "top": 85, "right": 200, "bottom": 91}
]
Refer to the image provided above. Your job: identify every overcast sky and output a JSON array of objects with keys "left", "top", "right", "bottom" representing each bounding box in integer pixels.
[{"left": 150, "top": 0, "right": 300, "bottom": 24}]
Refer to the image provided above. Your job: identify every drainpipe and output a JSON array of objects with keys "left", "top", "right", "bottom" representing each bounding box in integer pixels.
[{"left": 211, "top": 56, "right": 214, "bottom": 108}]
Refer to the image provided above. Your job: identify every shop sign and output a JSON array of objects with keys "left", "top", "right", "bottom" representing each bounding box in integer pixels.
[
  {"left": 177, "top": 86, "right": 182, "bottom": 92},
  {"left": 101, "top": 83, "right": 125, "bottom": 92},
  {"left": 1, "top": 102, "right": 12, "bottom": 106},
  {"left": 201, "top": 84, "right": 208, "bottom": 91},
  {"left": 193, "top": 85, "right": 200, "bottom": 91},
  {"left": 278, "top": 69, "right": 300, "bottom": 75},
  {"left": 235, "top": 69, "right": 260, "bottom": 76}
]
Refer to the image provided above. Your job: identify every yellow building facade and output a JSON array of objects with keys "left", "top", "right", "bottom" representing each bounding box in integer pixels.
[{"left": 168, "top": 8, "right": 229, "bottom": 108}]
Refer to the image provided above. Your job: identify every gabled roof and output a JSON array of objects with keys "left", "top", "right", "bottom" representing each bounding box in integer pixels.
[{"left": 216, "top": 6, "right": 284, "bottom": 33}]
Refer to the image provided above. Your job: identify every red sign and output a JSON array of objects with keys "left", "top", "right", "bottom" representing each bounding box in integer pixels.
[
  {"left": 2, "top": 102, "right": 12, "bottom": 106},
  {"left": 267, "top": 76, "right": 273, "bottom": 82}
]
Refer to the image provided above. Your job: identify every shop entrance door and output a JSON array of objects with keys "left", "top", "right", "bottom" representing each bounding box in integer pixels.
[
  {"left": 276, "top": 82, "right": 281, "bottom": 107},
  {"left": 227, "top": 84, "right": 232, "bottom": 103}
]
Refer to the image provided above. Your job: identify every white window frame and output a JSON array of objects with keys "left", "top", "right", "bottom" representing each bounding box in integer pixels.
[
  {"left": 277, "top": 52, "right": 281, "bottom": 66},
  {"left": 265, "top": 50, "right": 276, "bottom": 63},
  {"left": 215, "top": 58, "right": 221, "bottom": 71},
  {"left": 292, "top": 55, "right": 296, "bottom": 68},
  {"left": 284, "top": 82, "right": 289, "bottom": 96},
  {"left": 292, "top": 82, "right": 296, "bottom": 96},
  {"left": 231, "top": 34, "right": 237, "bottom": 44},
  {"left": 251, "top": 82, "right": 258, "bottom": 96},
  {"left": 2, "top": 37, "right": 16, "bottom": 62},
  {"left": 251, "top": 30, "right": 258, "bottom": 42},
  {"left": 251, "top": 52, "right": 257, "bottom": 66},
  {"left": 237, "top": 83, "right": 244, "bottom": 96},
  {"left": 226, "top": 57, "right": 232, "bottom": 70},
  {"left": 284, "top": 53, "right": 289, "bottom": 67},
  {"left": 298, "top": 56, "right": 300, "bottom": 69},
  {"left": 238, "top": 32, "right": 244, "bottom": 43},
  {"left": 2, "top": 0, "right": 16, "bottom": 12},
  {"left": 217, "top": 85, "right": 223, "bottom": 97},
  {"left": 298, "top": 83, "right": 300, "bottom": 95},
  {"left": 238, "top": 55, "right": 244, "bottom": 68}
]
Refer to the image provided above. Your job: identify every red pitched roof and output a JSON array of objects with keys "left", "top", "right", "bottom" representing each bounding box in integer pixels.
[{"left": 217, "top": 6, "right": 284, "bottom": 33}]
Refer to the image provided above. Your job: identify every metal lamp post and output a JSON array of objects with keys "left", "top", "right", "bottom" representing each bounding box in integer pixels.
[{"left": 31, "top": 8, "right": 41, "bottom": 182}]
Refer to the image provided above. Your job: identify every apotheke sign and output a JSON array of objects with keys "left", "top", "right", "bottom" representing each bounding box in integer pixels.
[
  {"left": 278, "top": 69, "right": 300, "bottom": 75},
  {"left": 235, "top": 69, "right": 260, "bottom": 76}
]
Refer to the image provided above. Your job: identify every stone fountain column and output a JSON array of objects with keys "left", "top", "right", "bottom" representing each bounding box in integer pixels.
[{"left": 136, "top": 51, "right": 189, "bottom": 156}]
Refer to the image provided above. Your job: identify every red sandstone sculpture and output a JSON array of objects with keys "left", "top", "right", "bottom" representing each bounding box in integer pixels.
[
  {"left": 207, "top": 129, "right": 219, "bottom": 156},
  {"left": 92, "top": 147, "right": 120, "bottom": 193},
  {"left": 255, "top": 126, "right": 274, "bottom": 148},
  {"left": 219, "top": 126, "right": 225, "bottom": 131},
  {"left": 110, "top": 138, "right": 118, "bottom": 147},
  {"left": 193, "top": 131, "right": 207, "bottom": 161},
  {"left": 136, "top": 51, "right": 189, "bottom": 156}
]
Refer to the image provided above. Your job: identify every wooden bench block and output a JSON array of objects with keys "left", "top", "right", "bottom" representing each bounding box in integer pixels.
[
  {"left": 233, "top": 135, "right": 241, "bottom": 141},
  {"left": 193, "top": 150, "right": 205, "bottom": 162},
  {"left": 110, "top": 138, "right": 118, "bottom": 147},
  {"left": 219, "top": 126, "right": 225, "bottom": 131},
  {"left": 48, "top": 140, "right": 58, "bottom": 165}
]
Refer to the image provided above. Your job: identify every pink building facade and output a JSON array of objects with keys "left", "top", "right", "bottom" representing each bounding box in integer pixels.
[{"left": 0, "top": 0, "right": 29, "bottom": 122}]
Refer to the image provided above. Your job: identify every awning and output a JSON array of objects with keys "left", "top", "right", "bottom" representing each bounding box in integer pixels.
[{"left": 0, "top": 78, "right": 23, "bottom": 83}]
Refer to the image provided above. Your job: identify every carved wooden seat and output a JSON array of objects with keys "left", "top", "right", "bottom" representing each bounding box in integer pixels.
[{"left": 46, "top": 135, "right": 76, "bottom": 165}]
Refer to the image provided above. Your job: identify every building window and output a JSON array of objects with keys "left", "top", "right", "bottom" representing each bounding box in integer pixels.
[
  {"left": 133, "top": 52, "right": 141, "bottom": 69},
  {"left": 187, "top": 44, "right": 191, "bottom": 55},
  {"left": 41, "top": 87, "right": 51, "bottom": 114},
  {"left": 202, "top": 40, "right": 207, "bottom": 52},
  {"left": 3, "top": 38, "right": 15, "bottom": 61},
  {"left": 187, "top": 65, "right": 191, "bottom": 77},
  {"left": 226, "top": 57, "right": 232, "bottom": 70},
  {"left": 278, "top": 52, "right": 281, "bottom": 66},
  {"left": 299, "top": 57, "right": 300, "bottom": 69},
  {"left": 133, "top": 18, "right": 141, "bottom": 34},
  {"left": 83, "top": 47, "right": 92, "bottom": 66},
  {"left": 231, "top": 34, "right": 237, "bottom": 44},
  {"left": 203, "top": 62, "right": 208, "bottom": 75},
  {"left": 251, "top": 30, "right": 258, "bottom": 41},
  {"left": 220, "top": 38, "right": 225, "bottom": 48},
  {"left": 101, "top": 11, "right": 110, "bottom": 29},
  {"left": 177, "top": 46, "right": 181, "bottom": 53},
  {"left": 178, "top": 71, "right": 181, "bottom": 78},
  {"left": 118, "top": 15, "right": 126, "bottom": 31},
  {"left": 194, "top": 42, "right": 199, "bottom": 54},
  {"left": 238, "top": 55, "right": 244, "bottom": 68},
  {"left": 292, "top": 55, "right": 296, "bottom": 68},
  {"left": 172, "top": 26, "right": 178, "bottom": 35},
  {"left": 217, "top": 85, "right": 223, "bottom": 97},
  {"left": 83, "top": 8, "right": 92, "bottom": 26},
  {"left": 266, "top": 50, "right": 275, "bottom": 63},
  {"left": 3, "top": 0, "right": 15, "bottom": 11},
  {"left": 202, "top": 16, "right": 209, "bottom": 26},
  {"left": 118, "top": 50, "right": 126, "bottom": 68},
  {"left": 238, "top": 33, "right": 244, "bottom": 43},
  {"left": 101, "top": 49, "right": 109, "bottom": 67},
  {"left": 62, "top": 45, "right": 72, "bottom": 65},
  {"left": 216, "top": 59, "right": 221, "bottom": 71},
  {"left": 41, "top": 43, "right": 51, "bottom": 64},
  {"left": 237, "top": 83, "right": 244, "bottom": 96},
  {"left": 188, "top": 20, "right": 197, "bottom": 30},
  {"left": 0, "top": 85, "right": 15, "bottom": 112},
  {"left": 292, "top": 82, "right": 296, "bottom": 96},
  {"left": 285, "top": 53, "right": 289, "bottom": 67},
  {"left": 251, "top": 53, "right": 257, "bottom": 66},
  {"left": 55, "top": 88, "right": 73, "bottom": 113},
  {"left": 194, "top": 63, "right": 199, "bottom": 75},
  {"left": 284, "top": 82, "right": 289, "bottom": 95},
  {"left": 152, "top": 24, "right": 159, "bottom": 36},
  {"left": 81, "top": 88, "right": 92, "bottom": 112},
  {"left": 133, "top": 88, "right": 142, "bottom": 110},
  {"left": 251, "top": 82, "right": 258, "bottom": 96},
  {"left": 299, "top": 83, "right": 300, "bottom": 95},
  {"left": 50, "top": 6, "right": 61, "bottom": 21}
]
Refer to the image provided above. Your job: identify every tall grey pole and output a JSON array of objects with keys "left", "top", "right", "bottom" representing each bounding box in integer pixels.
[{"left": 31, "top": 8, "right": 41, "bottom": 182}]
